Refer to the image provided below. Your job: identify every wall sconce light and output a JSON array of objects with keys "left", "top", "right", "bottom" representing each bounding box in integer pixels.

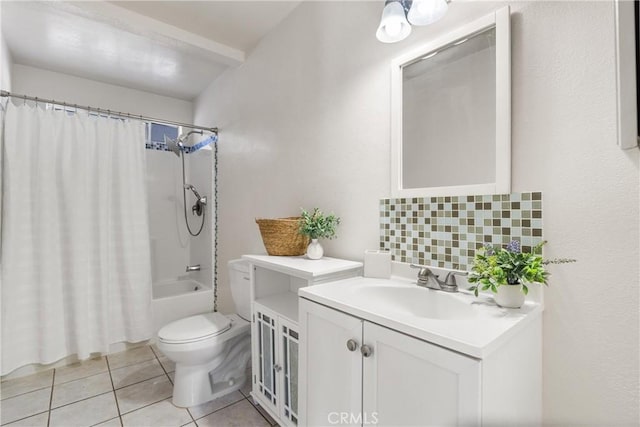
[{"left": 376, "top": 0, "right": 450, "bottom": 43}]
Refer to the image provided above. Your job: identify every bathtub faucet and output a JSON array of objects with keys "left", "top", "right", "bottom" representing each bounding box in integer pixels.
[{"left": 186, "top": 264, "right": 201, "bottom": 272}]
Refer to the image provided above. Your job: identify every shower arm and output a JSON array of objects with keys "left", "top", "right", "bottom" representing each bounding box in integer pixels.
[{"left": 185, "top": 184, "right": 206, "bottom": 204}]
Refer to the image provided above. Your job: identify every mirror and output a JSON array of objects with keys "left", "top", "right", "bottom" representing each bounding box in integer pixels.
[{"left": 391, "top": 7, "right": 511, "bottom": 197}]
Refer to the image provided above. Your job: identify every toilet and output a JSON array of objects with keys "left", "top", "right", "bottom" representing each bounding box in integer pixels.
[{"left": 157, "top": 259, "right": 251, "bottom": 408}]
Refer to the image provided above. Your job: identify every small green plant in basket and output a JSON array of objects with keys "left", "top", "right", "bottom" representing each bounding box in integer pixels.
[{"left": 468, "top": 240, "right": 576, "bottom": 297}]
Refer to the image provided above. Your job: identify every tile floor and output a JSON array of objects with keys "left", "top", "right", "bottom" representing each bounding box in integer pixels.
[{"left": 0, "top": 345, "right": 277, "bottom": 427}]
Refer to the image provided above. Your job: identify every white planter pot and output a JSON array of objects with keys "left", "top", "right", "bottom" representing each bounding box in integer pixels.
[
  {"left": 306, "top": 239, "right": 324, "bottom": 260},
  {"left": 495, "top": 284, "right": 525, "bottom": 308}
]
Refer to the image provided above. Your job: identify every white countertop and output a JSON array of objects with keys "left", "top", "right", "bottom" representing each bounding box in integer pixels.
[
  {"left": 299, "top": 276, "right": 543, "bottom": 359},
  {"left": 242, "top": 255, "right": 362, "bottom": 280}
]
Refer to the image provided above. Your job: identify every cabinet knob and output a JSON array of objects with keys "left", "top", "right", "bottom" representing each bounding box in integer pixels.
[
  {"left": 361, "top": 345, "right": 373, "bottom": 358},
  {"left": 346, "top": 339, "right": 359, "bottom": 352}
]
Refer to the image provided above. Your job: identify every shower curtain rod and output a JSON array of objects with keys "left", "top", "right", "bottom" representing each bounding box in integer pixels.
[{"left": 0, "top": 90, "right": 218, "bottom": 134}]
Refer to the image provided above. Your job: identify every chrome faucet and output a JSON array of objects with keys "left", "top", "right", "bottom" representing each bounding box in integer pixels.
[
  {"left": 410, "top": 264, "right": 467, "bottom": 293},
  {"left": 186, "top": 264, "right": 201, "bottom": 272}
]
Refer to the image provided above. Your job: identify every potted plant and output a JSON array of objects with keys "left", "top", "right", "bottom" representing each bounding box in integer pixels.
[
  {"left": 468, "top": 240, "right": 575, "bottom": 308},
  {"left": 299, "top": 208, "right": 340, "bottom": 260}
]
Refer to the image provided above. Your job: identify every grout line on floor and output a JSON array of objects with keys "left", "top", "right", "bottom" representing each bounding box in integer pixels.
[
  {"left": 46, "top": 369, "right": 56, "bottom": 427},
  {"left": 118, "top": 395, "right": 177, "bottom": 418},
  {"left": 115, "top": 372, "right": 171, "bottom": 394},
  {"left": 89, "top": 415, "right": 121, "bottom": 427},
  {"left": 47, "top": 390, "right": 114, "bottom": 413},
  {"left": 0, "top": 384, "right": 53, "bottom": 402},
  {"left": 104, "top": 356, "right": 124, "bottom": 427},
  {"left": 190, "top": 397, "right": 247, "bottom": 423},
  {"left": 247, "top": 396, "right": 278, "bottom": 426}
]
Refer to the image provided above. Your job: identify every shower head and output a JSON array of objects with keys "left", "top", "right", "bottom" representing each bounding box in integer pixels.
[
  {"left": 177, "top": 130, "right": 204, "bottom": 145},
  {"left": 164, "top": 135, "right": 183, "bottom": 157},
  {"left": 164, "top": 130, "right": 204, "bottom": 157}
]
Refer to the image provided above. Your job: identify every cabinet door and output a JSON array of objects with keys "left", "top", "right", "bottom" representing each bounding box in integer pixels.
[
  {"left": 280, "top": 317, "right": 299, "bottom": 426},
  {"left": 362, "top": 322, "right": 481, "bottom": 426},
  {"left": 299, "top": 299, "right": 363, "bottom": 427},
  {"left": 253, "top": 304, "right": 279, "bottom": 416}
]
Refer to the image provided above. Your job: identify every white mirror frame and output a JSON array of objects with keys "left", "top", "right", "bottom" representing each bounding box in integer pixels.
[
  {"left": 391, "top": 6, "right": 511, "bottom": 198},
  {"left": 614, "top": 0, "right": 639, "bottom": 150}
]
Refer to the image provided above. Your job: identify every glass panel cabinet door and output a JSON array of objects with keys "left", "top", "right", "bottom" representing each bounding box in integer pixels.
[
  {"left": 255, "top": 306, "right": 278, "bottom": 411},
  {"left": 281, "top": 318, "right": 299, "bottom": 425}
]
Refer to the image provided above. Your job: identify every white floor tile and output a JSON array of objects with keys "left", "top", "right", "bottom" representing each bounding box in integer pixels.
[
  {"left": 0, "top": 387, "right": 51, "bottom": 425},
  {"left": 188, "top": 390, "right": 244, "bottom": 420},
  {"left": 121, "top": 398, "right": 192, "bottom": 427},
  {"left": 157, "top": 356, "right": 176, "bottom": 374},
  {"left": 239, "top": 377, "right": 252, "bottom": 398},
  {"left": 252, "top": 400, "right": 279, "bottom": 426},
  {"left": 107, "top": 346, "right": 156, "bottom": 370},
  {"left": 1, "top": 370, "right": 53, "bottom": 400},
  {"left": 195, "top": 399, "right": 270, "bottom": 427},
  {"left": 110, "top": 359, "right": 165, "bottom": 389},
  {"left": 54, "top": 357, "right": 108, "bottom": 385},
  {"left": 51, "top": 372, "right": 113, "bottom": 409},
  {"left": 93, "top": 417, "right": 123, "bottom": 427},
  {"left": 115, "top": 376, "right": 173, "bottom": 414},
  {"left": 49, "top": 392, "right": 118, "bottom": 427},
  {"left": 3, "top": 411, "right": 49, "bottom": 426}
]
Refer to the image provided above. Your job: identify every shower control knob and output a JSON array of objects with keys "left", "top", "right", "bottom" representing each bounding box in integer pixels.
[{"left": 346, "top": 339, "right": 359, "bottom": 352}]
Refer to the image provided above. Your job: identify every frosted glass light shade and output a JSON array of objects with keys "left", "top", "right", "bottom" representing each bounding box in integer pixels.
[
  {"left": 407, "top": 0, "right": 448, "bottom": 26},
  {"left": 376, "top": 1, "right": 412, "bottom": 43}
]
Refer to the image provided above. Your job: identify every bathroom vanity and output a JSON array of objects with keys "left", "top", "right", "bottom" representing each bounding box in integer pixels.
[
  {"left": 242, "top": 255, "right": 363, "bottom": 427},
  {"left": 298, "top": 275, "right": 543, "bottom": 426}
]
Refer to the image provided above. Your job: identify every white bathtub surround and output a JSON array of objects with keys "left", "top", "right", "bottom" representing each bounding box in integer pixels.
[
  {"left": 146, "top": 143, "right": 213, "bottom": 302},
  {"left": 151, "top": 279, "right": 214, "bottom": 336},
  {"left": 1, "top": 101, "right": 152, "bottom": 376}
]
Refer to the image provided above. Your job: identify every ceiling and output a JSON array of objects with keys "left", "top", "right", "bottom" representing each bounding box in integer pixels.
[
  {"left": 1, "top": 1, "right": 301, "bottom": 100},
  {"left": 111, "top": 1, "right": 300, "bottom": 52}
]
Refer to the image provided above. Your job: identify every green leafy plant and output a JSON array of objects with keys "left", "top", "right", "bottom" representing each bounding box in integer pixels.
[
  {"left": 468, "top": 240, "right": 575, "bottom": 296},
  {"left": 299, "top": 208, "right": 340, "bottom": 240}
]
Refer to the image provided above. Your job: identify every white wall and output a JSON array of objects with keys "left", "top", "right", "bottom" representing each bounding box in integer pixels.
[
  {"left": 12, "top": 64, "right": 193, "bottom": 123},
  {"left": 194, "top": 1, "right": 639, "bottom": 424},
  {"left": 1, "top": 33, "right": 12, "bottom": 91}
]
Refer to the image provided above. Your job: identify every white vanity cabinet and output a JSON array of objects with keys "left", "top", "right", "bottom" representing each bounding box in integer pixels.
[
  {"left": 299, "top": 299, "right": 481, "bottom": 427},
  {"left": 298, "top": 277, "right": 542, "bottom": 427},
  {"left": 243, "top": 255, "right": 363, "bottom": 427}
]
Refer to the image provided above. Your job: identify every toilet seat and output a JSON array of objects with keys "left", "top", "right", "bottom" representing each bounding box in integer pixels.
[{"left": 158, "top": 312, "right": 231, "bottom": 344}]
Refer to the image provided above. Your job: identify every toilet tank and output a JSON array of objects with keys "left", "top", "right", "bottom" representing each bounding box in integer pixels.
[{"left": 228, "top": 259, "right": 251, "bottom": 321}]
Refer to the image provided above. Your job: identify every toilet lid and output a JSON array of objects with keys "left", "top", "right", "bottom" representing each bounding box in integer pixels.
[{"left": 158, "top": 313, "right": 232, "bottom": 344}]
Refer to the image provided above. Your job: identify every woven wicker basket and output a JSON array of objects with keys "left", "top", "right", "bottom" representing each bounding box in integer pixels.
[{"left": 255, "top": 217, "right": 310, "bottom": 256}]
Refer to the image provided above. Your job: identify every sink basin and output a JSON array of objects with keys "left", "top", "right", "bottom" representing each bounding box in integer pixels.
[{"left": 354, "top": 285, "right": 478, "bottom": 320}]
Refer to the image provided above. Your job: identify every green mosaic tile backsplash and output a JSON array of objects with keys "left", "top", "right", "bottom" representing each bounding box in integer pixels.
[{"left": 379, "top": 192, "right": 544, "bottom": 271}]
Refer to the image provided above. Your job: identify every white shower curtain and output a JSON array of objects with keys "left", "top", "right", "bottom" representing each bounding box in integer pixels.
[{"left": 1, "top": 101, "right": 153, "bottom": 375}]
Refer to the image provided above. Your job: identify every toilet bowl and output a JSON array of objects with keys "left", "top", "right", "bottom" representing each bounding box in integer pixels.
[{"left": 157, "top": 259, "right": 251, "bottom": 408}]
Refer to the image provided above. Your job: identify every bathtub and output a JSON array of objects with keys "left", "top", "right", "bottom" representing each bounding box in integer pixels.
[{"left": 151, "top": 279, "right": 214, "bottom": 337}]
